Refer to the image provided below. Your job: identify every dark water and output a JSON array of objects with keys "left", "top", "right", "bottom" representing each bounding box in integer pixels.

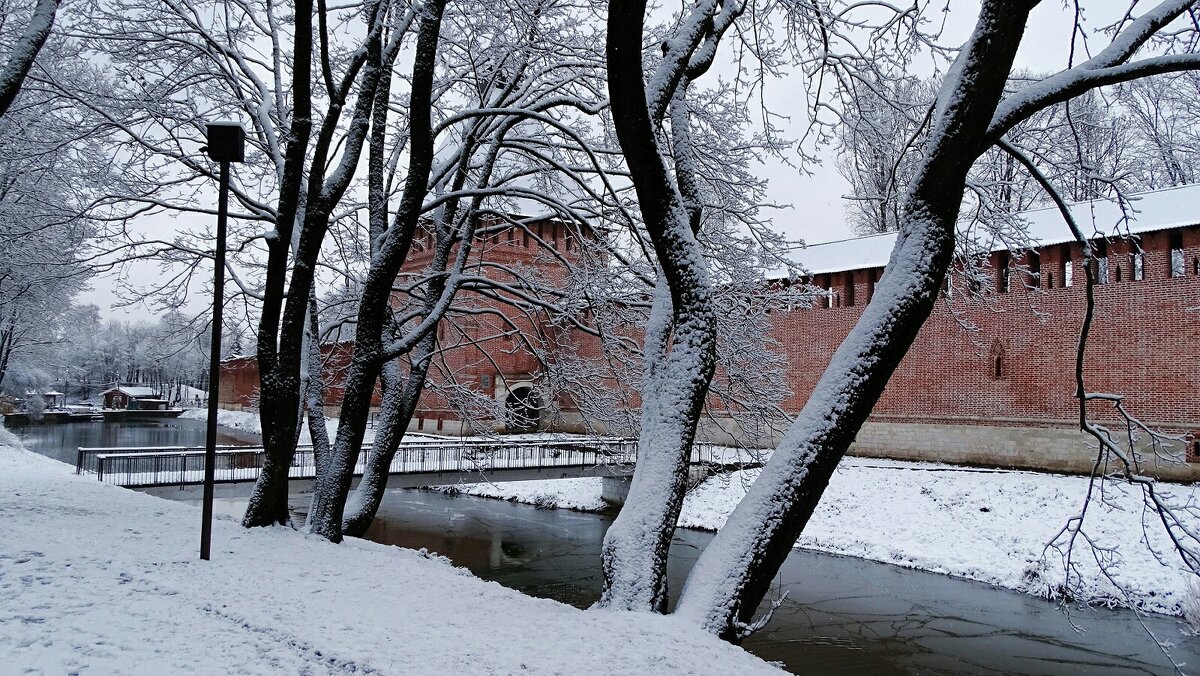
[
  {"left": 15, "top": 421, "right": 1199, "bottom": 674},
  {"left": 8, "top": 418, "right": 258, "bottom": 466},
  {"left": 359, "top": 490, "right": 1198, "bottom": 675}
]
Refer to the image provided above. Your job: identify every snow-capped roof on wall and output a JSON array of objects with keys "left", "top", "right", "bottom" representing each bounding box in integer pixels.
[
  {"left": 100, "top": 386, "right": 160, "bottom": 398},
  {"left": 786, "top": 183, "right": 1200, "bottom": 276}
]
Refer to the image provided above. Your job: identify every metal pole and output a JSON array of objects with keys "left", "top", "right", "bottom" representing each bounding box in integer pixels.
[{"left": 200, "top": 160, "right": 229, "bottom": 561}]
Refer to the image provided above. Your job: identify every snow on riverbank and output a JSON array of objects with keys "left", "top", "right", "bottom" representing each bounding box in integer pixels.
[
  {"left": 0, "top": 435, "right": 782, "bottom": 675},
  {"left": 180, "top": 408, "right": 377, "bottom": 445},
  {"left": 680, "top": 459, "right": 1200, "bottom": 617},
  {"left": 452, "top": 477, "right": 609, "bottom": 511},
  {"left": 463, "top": 458, "right": 1200, "bottom": 617},
  {"left": 181, "top": 407, "right": 263, "bottom": 434}
]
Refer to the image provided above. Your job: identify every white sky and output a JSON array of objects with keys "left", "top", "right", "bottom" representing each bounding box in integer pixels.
[{"left": 79, "top": 0, "right": 1137, "bottom": 317}]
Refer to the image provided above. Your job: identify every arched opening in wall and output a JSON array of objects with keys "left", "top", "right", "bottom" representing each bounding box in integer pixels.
[
  {"left": 505, "top": 386, "right": 541, "bottom": 434},
  {"left": 989, "top": 340, "right": 1005, "bottom": 381}
]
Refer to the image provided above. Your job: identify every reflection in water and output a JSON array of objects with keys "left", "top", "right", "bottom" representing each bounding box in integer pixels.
[
  {"left": 364, "top": 490, "right": 1196, "bottom": 676},
  {"left": 10, "top": 419, "right": 258, "bottom": 465}
]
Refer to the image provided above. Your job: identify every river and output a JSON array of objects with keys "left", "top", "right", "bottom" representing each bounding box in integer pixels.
[{"left": 10, "top": 420, "right": 1198, "bottom": 674}]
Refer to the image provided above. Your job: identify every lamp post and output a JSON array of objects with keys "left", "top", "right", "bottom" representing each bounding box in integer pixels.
[{"left": 200, "top": 121, "right": 244, "bottom": 561}]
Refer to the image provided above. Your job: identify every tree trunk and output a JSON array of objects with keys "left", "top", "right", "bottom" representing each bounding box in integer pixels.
[
  {"left": 304, "top": 0, "right": 445, "bottom": 541},
  {"left": 595, "top": 0, "right": 718, "bottom": 612},
  {"left": 673, "top": 0, "right": 1037, "bottom": 640},
  {"left": 0, "top": 0, "right": 58, "bottom": 119},
  {"left": 242, "top": 0, "right": 315, "bottom": 529},
  {"left": 341, "top": 338, "right": 434, "bottom": 536}
]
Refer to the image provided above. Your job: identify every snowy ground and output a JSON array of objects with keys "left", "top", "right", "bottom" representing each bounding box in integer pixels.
[
  {"left": 461, "top": 458, "right": 1200, "bottom": 618},
  {"left": 0, "top": 433, "right": 783, "bottom": 675}
]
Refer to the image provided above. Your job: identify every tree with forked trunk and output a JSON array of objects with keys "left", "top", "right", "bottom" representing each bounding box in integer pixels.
[{"left": 601, "top": 0, "right": 1200, "bottom": 641}]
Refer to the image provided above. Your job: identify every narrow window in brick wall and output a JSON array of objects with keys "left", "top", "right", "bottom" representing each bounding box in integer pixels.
[
  {"left": 437, "top": 417, "right": 444, "bottom": 431},
  {"left": 844, "top": 272, "right": 855, "bottom": 307},
  {"left": 1170, "top": 231, "right": 1185, "bottom": 277},
  {"left": 1194, "top": 257, "right": 1199, "bottom": 275},
  {"left": 417, "top": 417, "right": 424, "bottom": 430},
  {"left": 1060, "top": 244, "right": 1072, "bottom": 287},
  {"left": 1131, "top": 251, "right": 1145, "bottom": 281},
  {"left": 1115, "top": 265, "right": 1123, "bottom": 282},
  {"left": 1189, "top": 435, "right": 1200, "bottom": 463},
  {"left": 1028, "top": 251, "right": 1041, "bottom": 288},
  {"left": 481, "top": 374, "right": 492, "bottom": 388},
  {"left": 992, "top": 354, "right": 1003, "bottom": 380},
  {"left": 507, "top": 228, "right": 514, "bottom": 243},
  {"left": 867, "top": 269, "right": 876, "bottom": 303},
  {"left": 1064, "top": 260, "right": 1074, "bottom": 287},
  {"left": 997, "top": 251, "right": 1010, "bottom": 292},
  {"left": 1093, "top": 239, "right": 1109, "bottom": 284},
  {"left": 523, "top": 229, "right": 530, "bottom": 248}
]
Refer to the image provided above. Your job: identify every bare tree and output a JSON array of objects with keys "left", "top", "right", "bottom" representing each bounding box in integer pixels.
[
  {"left": 0, "top": 35, "right": 97, "bottom": 392},
  {"left": 53, "top": 0, "right": 414, "bottom": 526},
  {"left": 669, "top": 0, "right": 1200, "bottom": 640},
  {"left": 836, "top": 75, "right": 936, "bottom": 235},
  {"left": 313, "top": 0, "right": 628, "bottom": 540}
]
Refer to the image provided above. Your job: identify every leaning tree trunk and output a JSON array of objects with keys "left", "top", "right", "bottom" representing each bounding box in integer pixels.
[
  {"left": 0, "top": 0, "right": 58, "bottom": 120},
  {"left": 304, "top": 0, "right": 445, "bottom": 541},
  {"left": 673, "top": 0, "right": 1037, "bottom": 640},
  {"left": 341, "top": 336, "right": 434, "bottom": 536},
  {"left": 244, "top": 0, "right": 390, "bottom": 528},
  {"left": 595, "top": 0, "right": 718, "bottom": 612}
]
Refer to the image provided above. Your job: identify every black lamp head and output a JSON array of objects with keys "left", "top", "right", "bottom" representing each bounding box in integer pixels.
[{"left": 205, "top": 122, "right": 245, "bottom": 163}]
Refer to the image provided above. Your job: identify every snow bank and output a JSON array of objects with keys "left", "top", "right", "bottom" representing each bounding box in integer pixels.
[
  {"left": 452, "top": 477, "right": 608, "bottom": 511},
  {"left": 180, "top": 409, "right": 377, "bottom": 444},
  {"left": 0, "top": 442, "right": 782, "bottom": 675},
  {"left": 678, "top": 458, "right": 1200, "bottom": 617},
  {"left": 180, "top": 407, "right": 263, "bottom": 434}
]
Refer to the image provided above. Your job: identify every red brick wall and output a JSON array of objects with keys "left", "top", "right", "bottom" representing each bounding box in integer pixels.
[
  {"left": 221, "top": 223, "right": 1200, "bottom": 441},
  {"left": 775, "top": 227, "right": 1200, "bottom": 430}
]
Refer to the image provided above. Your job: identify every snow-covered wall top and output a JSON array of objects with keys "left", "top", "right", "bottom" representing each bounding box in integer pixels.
[{"left": 787, "top": 183, "right": 1200, "bottom": 276}]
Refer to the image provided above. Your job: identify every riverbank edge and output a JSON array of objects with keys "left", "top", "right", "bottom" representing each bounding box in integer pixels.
[
  {"left": 447, "top": 471, "right": 1200, "bottom": 624},
  {"left": 193, "top": 410, "right": 1199, "bottom": 622},
  {"left": 0, "top": 431, "right": 785, "bottom": 675}
]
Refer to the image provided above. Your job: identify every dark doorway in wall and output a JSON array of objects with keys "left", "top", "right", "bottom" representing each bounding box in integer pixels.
[{"left": 505, "top": 386, "right": 541, "bottom": 434}]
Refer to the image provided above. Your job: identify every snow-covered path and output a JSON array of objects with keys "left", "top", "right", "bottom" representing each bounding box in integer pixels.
[{"left": 0, "top": 439, "right": 783, "bottom": 675}]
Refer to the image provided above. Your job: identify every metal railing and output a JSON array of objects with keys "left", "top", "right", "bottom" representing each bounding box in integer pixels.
[{"left": 82, "top": 437, "right": 741, "bottom": 489}]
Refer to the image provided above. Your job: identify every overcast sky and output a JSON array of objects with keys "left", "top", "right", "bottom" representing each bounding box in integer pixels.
[{"left": 78, "top": 0, "right": 1135, "bottom": 318}]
